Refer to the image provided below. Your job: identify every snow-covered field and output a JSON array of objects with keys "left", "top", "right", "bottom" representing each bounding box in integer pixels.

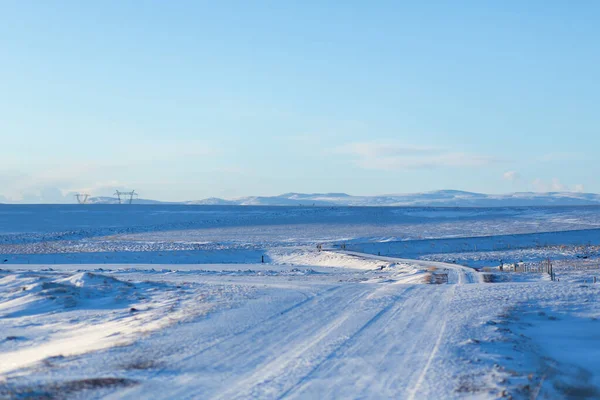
[{"left": 1, "top": 205, "right": 599, "bottom": 399}]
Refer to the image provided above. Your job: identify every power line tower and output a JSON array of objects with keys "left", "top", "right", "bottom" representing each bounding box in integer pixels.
[
  {"left": 74, "top": 193, "right": 90, "bottom": 204},
  {"left": 114, "top": 190, "right": 138, "bottom": 204}
]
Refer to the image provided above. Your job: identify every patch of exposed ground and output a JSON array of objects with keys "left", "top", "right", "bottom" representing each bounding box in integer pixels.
[{"left": 0, "top": 377, "right": 138, "bottom": 399}]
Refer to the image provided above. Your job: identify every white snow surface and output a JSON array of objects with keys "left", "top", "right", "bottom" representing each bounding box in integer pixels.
[{"left": 0, "top": 205, "right": 600, "bottom": 399}]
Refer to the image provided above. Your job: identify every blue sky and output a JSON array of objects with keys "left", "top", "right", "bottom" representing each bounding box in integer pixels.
[{"left": 1, "top": 1, "right": 599, "bottom": 202}]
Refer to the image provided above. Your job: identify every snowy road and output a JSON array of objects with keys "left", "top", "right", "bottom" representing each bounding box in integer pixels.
[
  {"left": 337, "top": 250, "right": 482, "bottom": 285},
  {"left": 104, "top": 254, "right": 481, "bottom": 399}
]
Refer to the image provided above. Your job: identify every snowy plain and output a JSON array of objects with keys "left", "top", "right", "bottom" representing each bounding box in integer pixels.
[{"left": 0, "top": 205, "right": 599, "bottom": 399}]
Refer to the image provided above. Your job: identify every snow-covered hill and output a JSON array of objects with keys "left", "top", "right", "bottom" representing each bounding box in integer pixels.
[{"left": 88, "top": 190, "right": 600, "bottom": 207}]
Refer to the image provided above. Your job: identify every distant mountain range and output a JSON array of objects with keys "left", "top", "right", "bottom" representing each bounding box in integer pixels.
[{"left": 83, "top": 190, "right": 600, "bottom": 207}]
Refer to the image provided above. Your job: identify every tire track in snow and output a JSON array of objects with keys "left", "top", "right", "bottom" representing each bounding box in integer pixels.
[
  {"left": 406, "top": 296, "right": 451, "bottom": 399},
  {"left": 214, "top": 284, "right": 414, "bottom": 400},
  {"left": 407, "top": 319, "right": 447, "bottom": 400},
  {"left": 405, "top": 285, "right": 456, "bottom": 399},
  {"left": 279, "top": 285, "right": 456, "bottom": 399},
  {"left": 146, "top": 284, "right": 343, "bottom": 378},
  {"left": 171, "top": 284, "right": 373, "bottom": 400},
  {"left": 210, "top": 286, "right": 377, "bottom": 399},
  {"left": 277, "top": 286, "right": 416, "bottom": 399}
]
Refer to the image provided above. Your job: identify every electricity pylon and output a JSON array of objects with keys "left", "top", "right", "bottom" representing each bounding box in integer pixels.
[
  {"left": 74, "top": 193, "right": 90, "bottom": 204},
  {"left": 114, "top": 190, "right": 138, "bottom": 204}
]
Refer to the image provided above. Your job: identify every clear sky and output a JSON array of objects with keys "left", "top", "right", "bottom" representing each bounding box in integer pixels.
[{"left": 1, "top": 1, "right": 599, "bottom": 202}]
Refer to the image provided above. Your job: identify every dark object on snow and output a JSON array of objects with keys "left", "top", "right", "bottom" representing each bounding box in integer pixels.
[{"left": 130, "top": 308, "right": 138, "bottom": 313}]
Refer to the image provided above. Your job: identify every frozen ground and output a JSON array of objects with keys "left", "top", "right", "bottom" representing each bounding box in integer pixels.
[{"left": 1, "top": 205, "right": 599, "bottom": 399}]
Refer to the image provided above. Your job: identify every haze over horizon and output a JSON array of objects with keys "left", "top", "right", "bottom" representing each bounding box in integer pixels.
[
  {"left": 2, "top": 2, "right": 598, "bottom": 203},
  {"left": 3, "top": 189, "right": 600, "bottom": 207}
]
